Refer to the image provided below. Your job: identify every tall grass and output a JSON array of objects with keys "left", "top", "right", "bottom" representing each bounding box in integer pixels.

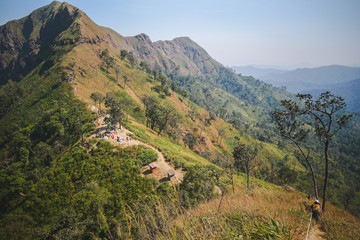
[
  {"left": 122, "top": 185, "right": 359, "bottom": 239},
  {"left": 322, "top": 203, "right": 360, "bottom": 240}
]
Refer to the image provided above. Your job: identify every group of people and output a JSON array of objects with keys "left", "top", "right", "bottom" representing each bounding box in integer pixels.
[{"left": 307, "top": 193, "right": 322, "bottom": 223}]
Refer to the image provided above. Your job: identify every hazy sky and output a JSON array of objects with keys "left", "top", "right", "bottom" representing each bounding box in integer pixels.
[{"left": 1, "top": 0, "right": 360, "bottom": 68}]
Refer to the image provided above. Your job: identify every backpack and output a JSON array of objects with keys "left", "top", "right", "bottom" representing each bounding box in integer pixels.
[{"left": 312, "top": 203, "right": 321, "bottom": 211}]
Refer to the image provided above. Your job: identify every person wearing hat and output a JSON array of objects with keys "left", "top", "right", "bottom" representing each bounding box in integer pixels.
[{"left": 310, "top": 199, "right": 322, "bottom": 223}]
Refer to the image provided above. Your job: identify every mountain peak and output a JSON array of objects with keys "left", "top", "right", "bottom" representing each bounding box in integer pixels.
[
  {"left": 134, "top": 33, "right": 152, "bottom": 44},
  {"left": 0, "top": 1, "right": 84, "bottom": 85},
  {"left": 172, "top": 36, "right": 193, "bottom": 42}
]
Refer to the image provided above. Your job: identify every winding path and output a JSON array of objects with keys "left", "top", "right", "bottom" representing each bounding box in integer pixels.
[
  {"left": 308, "top": 224, "right": 327, "bottom": 240},
  {"left": 91, "top": 116, "right": 185, "bottom": 184}
]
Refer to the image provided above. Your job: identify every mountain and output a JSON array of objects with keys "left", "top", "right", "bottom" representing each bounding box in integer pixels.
[
  {"left": 260, "top": 65, "right": 360, "bottom": 93},
  {"left": 231, "top": 65, "right": 288, "bottom": 79},
  {"left": 0, "top": 2, "right": 359, "bottom": 239},
  {"left": 306, "top": 78, "right": 360, "bottom": 111},
  {"left": 125, "top": 34, "right": 222, "bottom": 76},
  {"left": 0, "top": 1, "right": 82, "bottom": 85}
]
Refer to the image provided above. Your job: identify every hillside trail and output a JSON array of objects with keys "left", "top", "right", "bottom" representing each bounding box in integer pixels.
[
  {"left": 89, "top": 114, "right": 185, "bottom": 184},
  {"left": 307, "top": 223, "right": 327, "bottom": 240}
]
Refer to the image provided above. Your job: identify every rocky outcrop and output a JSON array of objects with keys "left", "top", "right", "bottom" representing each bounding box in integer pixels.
[
  {"left": 153, "top": 37, "right": 221, "bottom": 75},
  {"left": 123, "top": 34, "right": 222, "bottom": 76}
]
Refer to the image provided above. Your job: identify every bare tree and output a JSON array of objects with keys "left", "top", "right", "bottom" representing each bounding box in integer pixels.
[{"left": 233, "top": 143, "right": 258, "bottom": 190}]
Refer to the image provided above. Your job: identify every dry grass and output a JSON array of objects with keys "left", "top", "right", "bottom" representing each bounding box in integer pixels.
[
  {"left": 152, "top": 183, "right": 358, "bottom": 240},
  {"left": 104, "top": 177, "right": 359, "bottom": 240},
  {"left": 322, "top": 203, "right": 360, "bottom": 240},
  {"left": 157, "top": 186, "right": 308, "bottom": 239}
]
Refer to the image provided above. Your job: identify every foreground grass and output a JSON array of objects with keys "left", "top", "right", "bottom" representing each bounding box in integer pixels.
[
  {"left": 323, "top": 204, "right": 360, "bottom": 240},
  {"left": 153, "top": 186, "right": 359, "bottom": 240}
]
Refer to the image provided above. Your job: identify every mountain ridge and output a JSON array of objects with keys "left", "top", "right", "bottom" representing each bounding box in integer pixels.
[
  {"left": 231, "top": 65, "right": 289, "bottom": 79},
  {"left": 260, "top": 64, "right": 360, "bottom": 92}
]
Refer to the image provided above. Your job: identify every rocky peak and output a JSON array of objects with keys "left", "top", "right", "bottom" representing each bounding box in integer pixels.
[{"left": 134, "top": 33, "right": 152, "bottom": 44}]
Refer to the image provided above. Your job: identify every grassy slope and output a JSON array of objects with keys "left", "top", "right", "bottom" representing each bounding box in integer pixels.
[
  {"left": 157, "top": 184, "right": 360, "bottom": 240},
  {"left": 65, "top": 38, "right": 304, "bottom": 171}
]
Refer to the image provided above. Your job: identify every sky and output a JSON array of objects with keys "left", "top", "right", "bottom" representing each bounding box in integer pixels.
[{"left": 1, "top": 0, "right": 360, "bottom": 69}]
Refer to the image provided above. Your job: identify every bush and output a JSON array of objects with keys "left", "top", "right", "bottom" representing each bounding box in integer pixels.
[
  {"left": 180, "top": 166, "right": 218, "bottom": 208},
  {"left": 136, "top": 147, "right": 158, "bottom": 167},
  {"left": 183, "top": 132, "right": 197, "bottom": 150}
]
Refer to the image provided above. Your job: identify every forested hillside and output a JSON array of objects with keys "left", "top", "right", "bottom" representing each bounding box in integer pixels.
[{"left": 0, "top": 1, "right": 359, "bottom": 239}]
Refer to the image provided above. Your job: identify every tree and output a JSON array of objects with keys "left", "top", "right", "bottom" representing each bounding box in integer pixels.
[
  {"left": 142, "top": 95, "right": 157, "bottom": 129},
  {"left": 114, "top": 65, "right": 121, "bottom": 84},
  {"left": 272, "top": 99, "right": 319, "bottom": 199},
  {"left": 298, "top": 92, "right": 354, "bottom": 211},
  {"left": 126, "top": 52, "right": 135, "bottom": 67},
  {"left": 274, "top": 92, "right": 354, "bottom": 211},
  {"left": 120, "top": 50, "right": 128, "bottom": 60},
  {"left": 90, "top": 92, "right": 100, "bottom": 107},
  {"left": 276, "top": 162, "right": 298, "bottom": 185},
  {"left": 100, "top": 49, "right": 115, "bottom": 72},
  {"left": 183, "top": 132, "right": 197, "bottom": 150},
  {"left": 232, "top": 143, "right": 258, "bottom": 190},
  {"left": 97, "top": 93, "right": 104, "bottom": 113},
  {"left": 105, "top": 93, "right": 127, "bottom": 129},
  {"left": 90, "top": 92, "right": 104, "bottom": 114},
  {"left": 100, "top": 49, "right": 110, "bottom": 59},
  {"left": 156, "top": 104, "right": 179, "bottom": 136},
  {"left": 180, "top": 166, "right": 220, "bottom": 208}
]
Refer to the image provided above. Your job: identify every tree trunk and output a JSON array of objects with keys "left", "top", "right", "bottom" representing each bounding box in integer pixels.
[
  {"left": 322, "top": 141, "right": 329, "bottom": 211},
  {"left": 231, "top": 168, "right": 235, "bottom": 194},
  {"left": 246, "top": 168, "right": 250, "bottom": 190},
  {"left": 218, "top": 192, "right": 224, "bottom": 212},
  {"left": 293, "top": 140, "right": 319, "bottom": 199},
  {"left": 308, "top": 159, "right": 319, "bottom": 199}
]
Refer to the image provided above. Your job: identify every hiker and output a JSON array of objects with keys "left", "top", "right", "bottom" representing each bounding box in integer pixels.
[
  {"left": 307, "top": 193, "right": 312, "bottom": 200},
  {"left": 310, "top": 199, "right": 322, "bottom": 223}
]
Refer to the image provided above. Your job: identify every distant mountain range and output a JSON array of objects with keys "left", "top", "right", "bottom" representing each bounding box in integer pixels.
[
  {"left": 306, "top": 78, "right": 360, "bottom": 111},
  {"left": 231, "top": 65, "right": 288, "bottom": 79},
  {"left": 232, "top": 65, "right": 360, "bottom": 111}
]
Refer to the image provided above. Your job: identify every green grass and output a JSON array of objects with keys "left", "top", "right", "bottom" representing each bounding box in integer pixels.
[{"left": 126, "top": 122, "right": 211, "bottom": 169}]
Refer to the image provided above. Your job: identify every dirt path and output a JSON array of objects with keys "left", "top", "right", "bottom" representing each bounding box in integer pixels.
[
  {"left": 90, "top": 115, "right": 185, "bottom": 184},
  {"left": 308, "top": 224, "right": 327, "bottom": 240}
]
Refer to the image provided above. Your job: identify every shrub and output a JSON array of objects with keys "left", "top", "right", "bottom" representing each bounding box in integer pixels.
[{"left": 136, "top": 147, "right": 158, "bottom": 167}]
